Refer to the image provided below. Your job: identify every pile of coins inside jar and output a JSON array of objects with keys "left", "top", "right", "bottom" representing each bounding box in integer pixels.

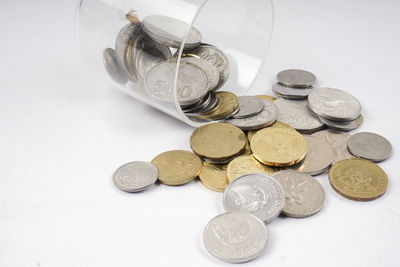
[{"left": 108, "top": 11, "right": 392, "bottom": 265}]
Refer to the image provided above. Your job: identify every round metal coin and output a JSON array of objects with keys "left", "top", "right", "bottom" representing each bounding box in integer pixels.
[
  {"left": 277, "top": 69, "right": 316, "bottom": 88},
  {"left": 181, "top": 57, "right": 219, "bottom": 91},
  {"left": 199, "top": 162, "right": 229, "bottom": 192},
  {"left": 113, "top": 161, "right": 158, "bottom": 192},
  {"left": 312, "top": 129, "right": 354, "bottom": 164},
  {"left": 247, "top": 121, "right": 294, "bottom": 142},
  {"left": 232, "top": 96, "right": 264, "bottom": 119},
  {"left": 223, "top": 173, "right": 285, "bottom": 223},
  {"left": 203, "top": 212, "right": 268, "bottom": 263},
  {"left": 196, "top": 92, "right": 239, "bottom": 120},
  {"left": 318, "top": 115, "right": 363, "bottom": 132},
  {"left": 273, "top": 83, "right": 314, "bottom": 99},
  {"left": 347, "top": 132, "right": 392, "bottom": 162},
  {"left": 227, "top": 155, "right": 276, "bottom": 183}
]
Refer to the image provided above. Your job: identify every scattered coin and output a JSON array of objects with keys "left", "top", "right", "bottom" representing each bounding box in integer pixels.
[
  {"left": 318, "top": 114, "right": 363, "bottom": 132},
  {"left": 203, "top": 212, "right": 268, "bottom": 263},
  {"left": 290, "top": 135, "right": 334, "bottom": 176},
  {"left": 312, "top": 129, "right": 354, "bottom": 164},
  {"left": 196, "top": 92, "right": 239, "bottom": 120},
  {"left": 273, "top": 170, "right": 325, "bottom": 218},
  {"left": 277, "top": 69, "right": 316, "bottom": 88},
  {"left": 190, "top": 123, "right": 246, "bottom": 161},
  {"left": 151, "top": 150, "right": 202, "bottom": 185},
  {"left": 251, "top": 127, "right": 307, "bottom": 167},
  {"left": 227, "top": 155, "right": 276, "bottom": 182},
  {"left": 272, "top": 83, "right": 314, "bottom": 99},
  {"left": 308, "top": 87, "right": 361, "bottom": 121},
  {"left": 247, "top": 121, "right": 293, "bottom": 142},
  {"left": 256, "top": 95, "right": 276, "bottom": 102},
  {"left": 347, "top": 132, "right": 392, "bottom": 162},
  {"left": 223, "top": 173, "right": 285, "bottom": 223},
  {"left": 103, "top": 48, "right": 128, "bottom": 84},
  {"left": 142, "top": 15, "right": 202, "bottom": 49},
  {"left": 329, "top": 158, "right": 388, "bottom": 201},
  {"left": 199, "top": 162, "right": 229, "bottom": 192},
  {"left": 232, "top": 96, "right": 264, "bottom": 119},
  {"left": 113, "top": 161, "right": 158, "bottom": 192},
  {"left": 274, "top": 98, "right": 324, "bottom": 133}
]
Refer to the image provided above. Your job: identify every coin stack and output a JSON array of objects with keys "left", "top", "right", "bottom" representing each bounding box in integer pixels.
[{"left": 110, "top": 38, "right": 392, "bottom": 262}]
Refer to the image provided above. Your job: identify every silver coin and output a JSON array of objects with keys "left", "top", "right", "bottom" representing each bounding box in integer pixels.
[
  {"left": 203, "top": 212, "right": 268, "bottom": 263},
  {"left": 312, "top": 129, "right": 354, "bottom": 164},
  {"left": 183, "top": 44, "right": 230, "bottom": 90},
  {"left": 181, "top": 57, "right": 219, "bottom": 91},
  {"left": 274, "top": 98, "right": 324, "bottom": 133},
  {"left": 183, "top": 92, "right": 220, "bottom": 116},
  {"left": 232, "top": 96, "right": 264, "bottom": 119},
  {"left": 132, "top": 34, "right": 172, "bottom": 79},
  {"left": 318, "top": 114, "right": 363, "bottom": 132},
  {"left": 347, "top": 132, "right": 392, "bottom": 162},
  {"left": 308, "top": 87, "right": 361, "bottom": 121},
  {"left": 182, "top": 92, "right": 212, "bottom": 112},
  {"left": 144, "top": 61, "right": 209, "bottom": 106},
  {"left": 142, "top": 15, "right": 202, "bottom": 49},
  {"left": 115, "top": 23, "right": 142, "bottom": 81},
  {"left": 113, "top": 161, "right": 158, "bottom": 192},
  {"left": 103, "top": 48, "right": 128, "bottom": 84},
  {"left": 272, "top": 83, "right": 314, "bottom": 99},
  {"left": 277, "top": 69, "right": 316, "bottom": 88},
  {"left": 272, "top": 170, "right": 325, "bottom": 218},
  {"left": 223, "top": 173, "right": 285, "bottom": 223},
  {"left": 225, "top": 100, "right": 278, "bottom": 130},
  {"left": 290, "top": 135, "right": 334, "bottom": 176}
]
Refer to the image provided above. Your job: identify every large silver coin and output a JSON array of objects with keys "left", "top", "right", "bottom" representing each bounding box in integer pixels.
[
  {"left": 115, "top": 23, "right": 142, "bottom": 81},
  {"left": 181, "top": 57, "right": 219, "bottom": 91},
  {"left": 272, "top": 170, "right": 325, "bottom": 218},
  {"left": 290, "top": 135, "right": 334, "bottom": 176},
  {"left": 225, "top": 100, "right": 278, "bottom": 130},
  {"left": 308, "top": 87, "right": 361, "bottom": 121},
  {"left": 103, "top": 48, "right": 128, "bottom": 84},
  {"left": 272, "top": 83, "right": 314, "bottom": 99},
  {"left": 183, "top": 44, "right": 230, "bottom": 90},
  {"left": 223, "top": 173, "right": 285, "bottom": 223},
  {"left": 274, "top": 98, "right": 324, "bottom": 133},
  {"left": 144, "top": 61, "right": 209, "bottom": 106},
  {"left": 318, "top": 115, "right": 363, "bottom": 132},
  {"left": 232, "top": 96, "right": 264, "bottom": 119},
  {"left": 312, "top": 129, "right": 354, "bottom": 164},
  {"left": 132, "top": 35, "right": 172, "bottom": 79},
  {"left": 347, "top": 132, "right": 392, "bottom": 162},
  {"left": 113, "top": 161, "right": 158, "bottom": 192},
  {"left": 277, "top": 69, "right": 316, "bottom": 88},
  {"left": 142, "top": 15, "right": 202, "bottom": 49},
  {"left": 203, "top": 212, "right": 268, "bottom": 263}
]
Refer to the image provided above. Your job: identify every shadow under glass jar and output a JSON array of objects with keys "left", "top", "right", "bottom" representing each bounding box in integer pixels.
[{"left": 75, "top": 0, "right": 274, "bottom": 127}]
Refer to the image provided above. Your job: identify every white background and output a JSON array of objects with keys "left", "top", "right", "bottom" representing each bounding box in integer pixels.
[{"left": 1, "top": 0, "right": 400, "bottom": 266}]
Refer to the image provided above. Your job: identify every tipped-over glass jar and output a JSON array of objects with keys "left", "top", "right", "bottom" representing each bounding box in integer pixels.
[{"left": 75, "top": 0, "right": 274, "bottom": 127}]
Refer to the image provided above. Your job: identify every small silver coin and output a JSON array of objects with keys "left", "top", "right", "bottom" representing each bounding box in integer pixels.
[
  {"left": 113, "top": 161, "right": 158, "bottom": 192},
  {"left": 272, "top": 83, "right": 314, "bottom": 99},
  {"left": 142, "top": 15, "right": 202, "bottom": 49},
  {"left": 347, "top": 132, "right": 392, "bottom": 162},
  {"left": 223, "top": 173, "right": 285, "bottom": 223},
  {"left": 274, "top": 98, "right": 324, "bottom": 133},
  {"left": 308, "top": 87, "right": 361, "bottom": 121},
  {"left": 183, "top": 92, "right": 220, "bottom": 116},
  {"left": 183, "top": 44, "right": 230, "bottom": 90},
  {"left": 203, "top": 212, "right": 268, "bottom": 264},
  {"left": 181, "top": 57, "right": 219, "bottom": 91},
  {"left": 232, "top": 96, "right": 264, "bottom": 119},
  {"left": 144, "top": 61, "right": 209, "bottom": 106},
  {"left": 312, "top": 129, "right": 354, "bottom": 164},
  {"left": 103, "top": 48, "right": 128, "bottom": 84},
  {"left": 115, "top": 23, "right": 142, "bottom": 81},
  {"left": 225, "top": 99, "right": 278, "bottom": 130},
  {"left": 318, "top": 115, "right": 363, "bottom": 132},
  {"left": 277, "top": 69, "right": 316, "bottom": 88},
  {"left": 290, "top": 135, "right": 334, "bottom": 176},
  {"left": 272, "top": 170, "right": 325, "bottom": 218}
]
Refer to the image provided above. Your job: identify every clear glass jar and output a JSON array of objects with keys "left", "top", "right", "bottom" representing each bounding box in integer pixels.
[{"left": 75, "top": 0, "right": 274, "bottom": 127}]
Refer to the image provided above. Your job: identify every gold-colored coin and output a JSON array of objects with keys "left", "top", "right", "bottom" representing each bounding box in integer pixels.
[
  {"left": 250, "top": 127, "right": 307, "bottom": 167},
  {"left": 247, "top": 121, "right": 294, "bottom": 142},
  {"left": 196, "top": 92, "right": 239, "bottom": 120},
  {"left": 241, "top": 140, "right": 252, "bottom": 155},
  {"left": 256, "top": 95, "right": 276, "bottom": 102},
  {"left": 227, "top": 155, "right": 277, "bottom": 182},
  {"left": 199, "top": 163, "right": 229, "bottom": 192},
  {"left": 151, "top": 150, "right": 202, "bottom": 185},
  {"left": 190, "top": 123, "right": 246, "bottom": 161},
  {"left": 329, "top": 158, "right": 388, "bottom": 201}
]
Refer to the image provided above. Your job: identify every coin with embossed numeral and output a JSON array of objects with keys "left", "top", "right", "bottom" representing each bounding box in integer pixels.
[
  {"left": 113, "top": 161, "right": 158, "bottom": 192},
  {"left": 203, "top": 212, "right": 268, "bottom": 263},
  {"left": 273, "top": 170, "right": 325, "bottom": 218}
]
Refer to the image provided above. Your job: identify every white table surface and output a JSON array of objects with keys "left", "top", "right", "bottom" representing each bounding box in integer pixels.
[{"left": 1, "top": 0, "right": 399, "bottom": 266}]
